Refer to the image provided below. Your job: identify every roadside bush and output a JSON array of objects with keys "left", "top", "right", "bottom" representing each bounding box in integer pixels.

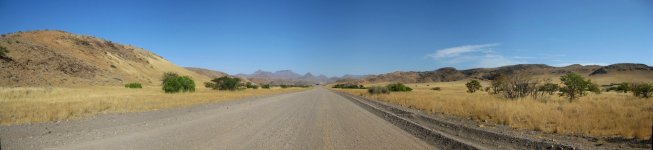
[
  {"left": 204, "top": 82, "right": 215, "bottom": 88},
  {"left": 465, "top": 80, "right": 482, "bottom": 93},
  {"left": 615, "top": 82, "right": 631, "bottom": 93},
  {"left": 368, "top": 86, "right": 390, "bottom": 94},
  {"left": 206, "top": 76, "right": 241, "bottom": 91},
  {"left": 386, "top": 83, "right": 412, "bottom": 92},
  {"left": 245, "top": 82, "right": 259, "bottom": 89},
  {"left": 124, "top": 82, "right": 142, "bottom": 89},
  {"left": 280, "top": 85, "right": 289, "bottom": 88},
  {"left": 332, "top": 84, "right": 365, "bottom": 89},
  {"left": 488, "top": 73, "right": 540, "bottom": 99},
  {"left": 0, "top": 46, "right": 8, "bottom": 58},
  {"left": 631, "top": 82, "right": 653, "bottom": 98},
  {"left": 559, "top": 73, "right": 595, "bottom": 101},
  {"left": 162, "top": 72, "right": 196, "bottom": 93},
  {"left": 431, "top": 87, "right": 441, "bottom": 91},
  {"left": 261, "top": 84, "right": 271, "bottom": 89}
]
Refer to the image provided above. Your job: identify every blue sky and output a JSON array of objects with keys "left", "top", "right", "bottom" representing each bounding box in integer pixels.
[{"left": 1, "top": 0, "right": 652, "bottom": 76}]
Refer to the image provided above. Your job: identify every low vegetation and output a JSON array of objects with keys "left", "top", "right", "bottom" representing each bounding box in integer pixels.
[
  {"left": 205, "top": 76, "right": 241, "bottom": 91},
  {"left": 335, "top": 73, "right": 652, "bottom": 140},
  {"left": 261, "top": 84, "right": 271, "bottom": 89},
  {"left": 465, "top": 80, "right": 481, "bottom": 93},
  {"left": 124, "top": 83, "right": 142, "bottom": 89},
  {"left": 559, "top": 73, "right": 600, "bottom": 101},
  {"left": 332, "top": 83, "right": 365, "bottom": 89},
  {"left": 631, "top": 82, "right": 653, "bottom": 98},
  {"left": 0, "top": 46, "right": 8, "bottom": 58},
  {"left": 245, "top": 82, "right": 259, "bottom": 89},
  {"left": 335, "top": 81, "right": 652, "bottom": 139},
  {"left": 162, "top": 72, "right": 196, "bottom": 93},
  {"left": 0, "top": 86, "right": 305, "bottom": 125}
]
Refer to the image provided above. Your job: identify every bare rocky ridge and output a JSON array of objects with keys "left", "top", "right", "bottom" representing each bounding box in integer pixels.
[
  {"left": 353, "top": 63, "right": 653, "bottom": 85},
  {"left": 184, "top": 67, "right": 250, "bottom": 82},
  {"left": 0, "top": 30, "right": 210, "bottom": 86}
]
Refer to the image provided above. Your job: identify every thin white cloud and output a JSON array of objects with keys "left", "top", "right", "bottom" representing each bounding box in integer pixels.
[
  {"left": 428, "top": 43, "right": 500, "bottom": 59},
  {"left": 428, "top": 43, "right": 523, "bottom": 68},
  {"left": 512, "top": 56, "right": 536, "bottom": 59}
]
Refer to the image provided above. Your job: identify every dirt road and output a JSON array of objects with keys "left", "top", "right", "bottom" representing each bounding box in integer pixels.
[{"left": 0, "top": 87, "right": 434, "bottom": 150}]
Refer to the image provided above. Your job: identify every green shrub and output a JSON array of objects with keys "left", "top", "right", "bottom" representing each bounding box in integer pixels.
[
  {"left": 332, "top": 84, "right": 365, "bottom": 89},
  {"left": 431, "top": 87, "right": 441, "bottom": 91},
  {"left": 262, "top": 84, "right": 271, "bottom": 89},
  {"left": 465, "top": 80, "right": 482, "bottom": 93},
  {"left": 206, "top": 76, "right": 241, "bottom": 91},
  {"left": 245, "top": 82, "right": 259, "bottom": 89},
  {"left": 280, "top": 85, "right": 289, "bottom": 88},
  {"left": 124, "top": 82, "right": 142, "bottom": 89},
  {"left": 631, "top": 82, "right": 653, "bottom": 98},
  {"left": 615, "top": 82, "right": 631, "bottom": 93},
  {"left": 0, "top": 46, "right": 8, "bottom": 58},
  {"left": 162, "top": 72, "right": 196, "bottom": 93},
  {"left": 386, "top": 83, "right": 412, "bottom": 92},
  {"left": 368, "top": 86, "right": 390, "bottom": 94},
  {"left": 559, "top": 73, "right": 594, "bottom": 101}
]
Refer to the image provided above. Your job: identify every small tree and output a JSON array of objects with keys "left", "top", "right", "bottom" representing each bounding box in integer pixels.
[
  {"left": 465, "top": 80, "right": 482, "bottom": 93},
  {"left": 559, "top": 73, "right": 594, "bottom": 101},
  {"left": 386, "top": 83, "right": 412, "bottom": 92},
  {"left": 631, "top": 82, "right": 653, "bottom": 98},
  {"left": 490, "top": 75, "right": 507, "bottom": 94},
  {"left": 162, "top": 72, "right": 196, "bottom": 93}
]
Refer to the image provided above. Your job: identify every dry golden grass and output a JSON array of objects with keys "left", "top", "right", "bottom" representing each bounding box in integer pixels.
[
  {"left": 335, "top": 81, "right": 653, "bottom": 139},
  {"left": 0, "top": 86, "right": 305, "bottom": 125}
]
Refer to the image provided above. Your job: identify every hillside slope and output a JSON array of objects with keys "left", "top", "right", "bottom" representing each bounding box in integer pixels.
[{"left": 0, "top": 30, "right": 210, "bottom": 86}]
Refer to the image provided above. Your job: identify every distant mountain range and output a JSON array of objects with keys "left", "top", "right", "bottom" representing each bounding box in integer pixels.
[{"left": 236, "top": 70, "right": 335, "bottom": 85}]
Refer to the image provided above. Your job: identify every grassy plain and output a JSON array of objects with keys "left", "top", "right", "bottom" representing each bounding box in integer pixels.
[
  {"left": 335, "top": 81, "right": 653, "bottom": 139},
  {"left": 0, "top": 86, "right": 305, "bottom": 125}
]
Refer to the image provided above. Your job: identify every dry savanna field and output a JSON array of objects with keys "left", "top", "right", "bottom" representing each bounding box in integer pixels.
[
  {"left": 334, "top": 80, "right": 653, "bottom": 139},
  {"left": 0, "top": 86, "right": 305, "bottom": 125}
]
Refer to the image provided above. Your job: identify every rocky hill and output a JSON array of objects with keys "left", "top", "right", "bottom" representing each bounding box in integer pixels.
[
  {"left": 0, "top": 30, "right": 210, "bottom": 87},
  {"left": 352, "top": 63, "right": 653, "bottom": 85}
]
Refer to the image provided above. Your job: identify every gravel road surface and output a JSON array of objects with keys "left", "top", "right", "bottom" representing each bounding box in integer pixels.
[{"left": 0, "top": 87, "right": 434, "bottom": 150}]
